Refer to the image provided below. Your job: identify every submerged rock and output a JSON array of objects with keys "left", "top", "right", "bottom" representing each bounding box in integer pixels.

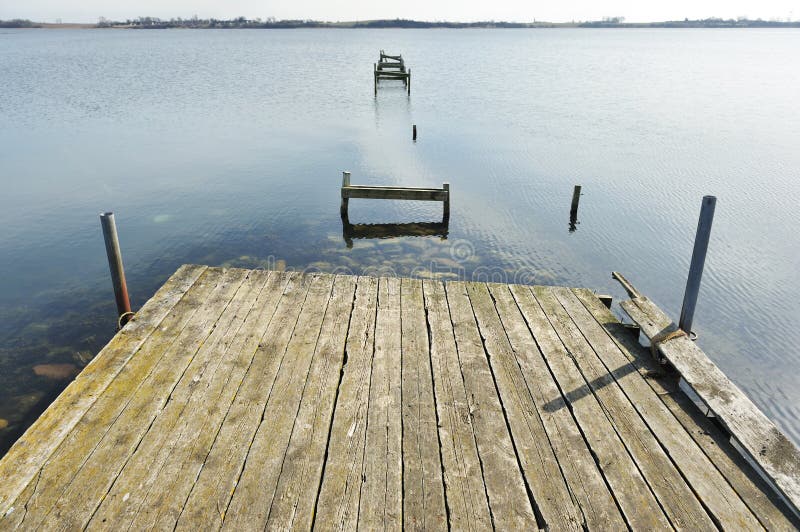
[
  {"left": 0, "top": 419, "right": 8, "bottom": 430},
  {"left": 33, "top": 363, "right": 79, "bottom": 380}
]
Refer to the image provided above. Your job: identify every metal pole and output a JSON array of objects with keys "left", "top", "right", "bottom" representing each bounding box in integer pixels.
[
  {"left": 100, "top": 212, "right": 132, "bottom": 327},
  {"left": 679, "top": 195, "right": 716, "bottom": 334}
]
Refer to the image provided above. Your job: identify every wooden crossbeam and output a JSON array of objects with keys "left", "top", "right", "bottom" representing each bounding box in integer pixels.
[
  {"left": 339, "top": 172, "right": 449, "bottom": 220},
  {"left": 342, "top": 185, "right": 447, "bottom": 202}
]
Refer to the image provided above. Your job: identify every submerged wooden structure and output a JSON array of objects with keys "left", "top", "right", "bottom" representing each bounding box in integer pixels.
[
  {"left": 374, "top": 50, "right": 411, "bottom": 95},
  {"left": 339, "top": 171, "right": 450, "bottom": 222},
  {"left": 0, "top": 265, "right": 798, "bottom": 530}
]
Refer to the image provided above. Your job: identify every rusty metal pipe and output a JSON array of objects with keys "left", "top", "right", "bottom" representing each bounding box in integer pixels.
[{"left": 100, "top": 212, "right": 132, "bottom": 327}]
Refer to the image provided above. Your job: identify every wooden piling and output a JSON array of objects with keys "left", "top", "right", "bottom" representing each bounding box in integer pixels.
[
  {"left": 99, "top": 212, "right": 132, "bottom": 327},
  {"left": 340, "top": 171, "right": 351, "bottom": 217},
  {"left": 568, "top": 185, "right": 581, "bottom": 232},
  {"left": 679, "top": 195, "right": 716, "bottom": 334},
  {"left": 443, "top": 182, "right": 450, "bottom": 220},
  {"left": 407, "top": 68, "right": 411, "bottom": 95},
  {"left": 570, "top": 185, "right": 582, "bottom": 216},
  {"left": 413, "top": 125, "right": 417, "bottom": 141}
]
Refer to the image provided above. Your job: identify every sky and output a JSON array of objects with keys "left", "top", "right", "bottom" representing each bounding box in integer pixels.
[{"left": 1, "top": 0, "right": 797, "bottom": 24}]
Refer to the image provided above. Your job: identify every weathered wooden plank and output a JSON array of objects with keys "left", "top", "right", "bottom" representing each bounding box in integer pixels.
[
  {"left": 422, "top": 280, "right": 493, "bottom": 530},
  {"left": 401, "top": 278, "right": 448, "bottom": 531},
  {"left": 554, "top": 287, "right": 762, "bottom": 529},
  {"left": 533, "top": 286, "right": 716, "bottom": 530},
  {"left": 357, "top": 277, "right": 403, "bottom": 530},
  {"left": 108, "top": 271, "right": 292, "bottom": 530},
  {"left": 621, "top": 295, "right": 800, "bottom": 515},
  {"left": 223, "top": 274, "right": 335, "bottom": 530},
  {"left": 342, "top": 186, "right": 447, "bottom": 202},
  {"left": 444, "top": 282, "right": 538, "bottom": 529},
  {"left": 314, "top": 276, "right": 378, "bottom": 530},
  {"left": 265, "top": 275, "right": 358, "bottom": 531},
  {"left": 509, "top": 284, "right": 671, "bottom": 530},
  {"left": 465, "top": 282, "right": 582, "bottom": 530},
  {"left": 36, "top": 268, "right": 250, "bottom": 530},
  {"left": 0, "top": 464, "right": 36, "bottom": 528},
  {"left": 1, "top": 267, "right": 227, "bottom": 528},
  {"left": 0, "top": 264, "right": 207, "bottom": 517},
  {"left": 576, "top": 288, "right": 800, "bottom": 530},
  {"left": 487, "top": 284, "right": 626, "bottom": 530},
  {"left": 377, "top": 62, "right": 405, "bottom": 69},
  {"left": 174, "top": 272, "right": 312, "bottom": 530},
  {"left": 86, "top": 269, "right": 274, "bottom": 529}
]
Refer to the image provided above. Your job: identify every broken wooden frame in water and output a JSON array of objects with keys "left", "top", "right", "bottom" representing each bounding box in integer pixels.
[
  {"left": 339, "top": 171, "right": 449, "bottom": 221},
  {"left": 374, "top": 50, "right": 411, "bottom": 95}
]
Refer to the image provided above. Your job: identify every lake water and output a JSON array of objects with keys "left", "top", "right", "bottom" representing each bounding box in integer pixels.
[{"left": 1, "top": 28, "right": 799, "bottom": 453}]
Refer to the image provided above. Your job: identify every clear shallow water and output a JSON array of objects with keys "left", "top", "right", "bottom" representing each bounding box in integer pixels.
[{"left": 1, "top": 28, "right": 799, "bottom": 451}]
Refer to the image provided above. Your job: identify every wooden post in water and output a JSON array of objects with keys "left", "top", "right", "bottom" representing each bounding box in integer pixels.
[
  {"left": 569, "top": 185, "right": 581, "bottom": 232},
  {"left": 413, "top": 124, "right": 417, "bottom": 141},
  {"left": 340, "top": 171, "right": 351, "bottom": 218},
  {"left": 100, "top": 212, "right": 132, "bottom": 327},
  {"left": 570, "top": 185, "right": 582, "bottom": 216},
  {"left": 407, "top": 68, "right": 411, "bottom": 95},
  {"left": 443, "top": 182, "right": 450, "bottom": 221},
  {"left": 679, "top": 195, "right": 716, "bottom": 335}
]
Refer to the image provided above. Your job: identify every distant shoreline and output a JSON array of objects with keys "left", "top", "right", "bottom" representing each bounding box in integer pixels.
[{"left": 3, "top": 18, "right": 800, "bottom": 30}]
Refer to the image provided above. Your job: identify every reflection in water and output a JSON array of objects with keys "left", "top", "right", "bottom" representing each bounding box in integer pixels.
[
  {"left": 341, "top": 213, "right": 448, "bottom": 248},
  {"left": 569, "top": 210, "right": 579, "bottom": 233}
]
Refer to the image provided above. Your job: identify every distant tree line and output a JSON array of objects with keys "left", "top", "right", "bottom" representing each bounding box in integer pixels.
[
  {"left": 95, "top": 17, "right": 559, "bottom": 29},
  {"left": 108, "top": 16, "right": 800, "bottom": 29},
  {"left": 109, "top": 16, "right": 330, "bottom": 28},
  {"left": 349, "top": 19, "right": 545, "bottom": 28},
  {"left": 5, "top": 16, "right": 800, "bottom": 30},
  {"left": 0, "top": 19, "right": 40, "bottom": 28},
  {"left": 580, "top": 17, "right": 800, "bottom": 28}
]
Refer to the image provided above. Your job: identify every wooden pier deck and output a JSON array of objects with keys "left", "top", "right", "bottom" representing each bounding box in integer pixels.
[{"left": 1, "top": 265, "right": 797, "bottom": 530}]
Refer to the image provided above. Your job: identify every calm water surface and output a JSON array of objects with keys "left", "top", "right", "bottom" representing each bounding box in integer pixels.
[{"left": 1, "top": 28, "right": 799, "bottom": 451}]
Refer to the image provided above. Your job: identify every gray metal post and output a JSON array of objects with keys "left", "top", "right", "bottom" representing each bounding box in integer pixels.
[
  {"left": 679, "top": 195, "right": 716, "bottom": 334},
  {"left": 100, "top": 212, "right": 133, "bottom": 326}
]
